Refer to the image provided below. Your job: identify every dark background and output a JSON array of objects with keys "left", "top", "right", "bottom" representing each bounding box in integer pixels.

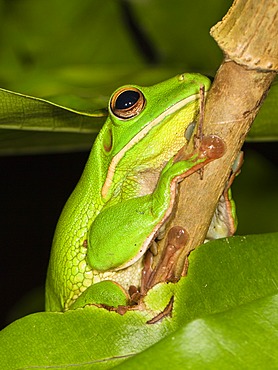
[{"left": 0, "top": 151, "right": 87, "bottom": 328}]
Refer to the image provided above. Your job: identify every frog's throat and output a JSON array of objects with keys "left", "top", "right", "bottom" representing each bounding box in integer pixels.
[{"left": 101, "top": 92, "right": 202, "bottom": 198}]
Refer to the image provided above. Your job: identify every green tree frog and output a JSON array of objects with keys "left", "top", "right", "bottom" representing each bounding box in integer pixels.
[{"left": 45, "top": 73, "right": 235, "bottom": 312}]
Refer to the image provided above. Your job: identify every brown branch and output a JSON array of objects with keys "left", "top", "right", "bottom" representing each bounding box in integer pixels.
[{"left": 159, "top": 0, "right": 278, "bottom": 276}]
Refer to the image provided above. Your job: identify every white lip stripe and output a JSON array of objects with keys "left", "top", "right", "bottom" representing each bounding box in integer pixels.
[{"left": 101, "top": 93, "right": 200, "bottom": 198}]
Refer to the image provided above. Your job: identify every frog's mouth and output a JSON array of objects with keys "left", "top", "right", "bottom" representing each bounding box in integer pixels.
[{"left": 101, "top": 92, "right": 204, "bottom": 198}]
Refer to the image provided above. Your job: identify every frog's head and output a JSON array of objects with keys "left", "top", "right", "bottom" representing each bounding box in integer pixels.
[{"left": 100, "top": 73, "right": 211, "bottom": 198}]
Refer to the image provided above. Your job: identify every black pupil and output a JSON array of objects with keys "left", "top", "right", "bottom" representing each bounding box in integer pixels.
[{"left": 115, "top": 90, "right": 140, "bottom": 110}]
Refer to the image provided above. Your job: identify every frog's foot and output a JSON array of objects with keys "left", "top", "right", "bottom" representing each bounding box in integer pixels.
[
  {"left": 140, "top": 226, "right": 189, "bottom": 295},
  {"left": 206, "top": 151, "right": 243, "bottom": 240},
  {"left": 68, "top": 280, "right": 129, "bottom": 310},
  {"left": 226, "top": 151, "right": 244, "bottom": 190},
  {"left": 174, "top": 134, "right": 226, "bottom": 165}
]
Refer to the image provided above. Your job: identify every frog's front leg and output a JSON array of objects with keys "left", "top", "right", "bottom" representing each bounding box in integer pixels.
[{"left": 87, "top": 135, "right": 224, "bottom": 274}]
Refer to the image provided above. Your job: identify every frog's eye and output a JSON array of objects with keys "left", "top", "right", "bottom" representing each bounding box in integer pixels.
[{"left": 110, "top": 87, "right": 145, "bottom": 119}]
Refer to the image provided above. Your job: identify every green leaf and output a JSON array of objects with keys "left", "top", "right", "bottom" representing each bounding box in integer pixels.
[
  {"left": 0, "top": 305, "right": 173, "bottom": 369},
  {"left": 0, "top": 88, "right": 106, "bottom": 133},
  {"left": 0, "top": 88, "right": 106, "bottom": 154},
  {"left": 0, "top": 0, "right": 144, "bottom": 74},
  {"left": 115, "top": 294, "right": 278, "bottom": 369},
  {"left": 249, "top": 82, "right": 278, "bottom": 141},
  {"left": 133, "top": 0, "right": 232, "bottom": 70},
  {"left": 1, "top": 233, "right": 277, "bottom": 369}
]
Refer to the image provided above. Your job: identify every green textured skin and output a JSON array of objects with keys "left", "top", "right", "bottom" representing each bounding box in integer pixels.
[{"left": 45, "top": 73, "right": 212, "bottom": 311}]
